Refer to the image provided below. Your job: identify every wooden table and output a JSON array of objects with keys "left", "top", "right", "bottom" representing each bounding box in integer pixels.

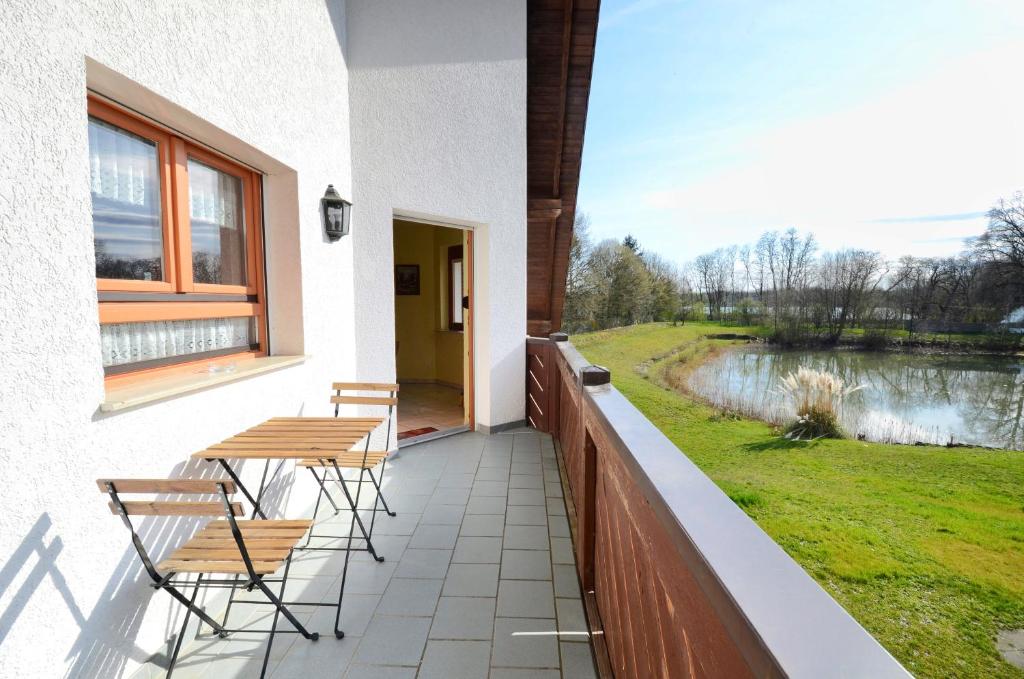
[{"left": 193, "top": 417, "right": 385, "bottom": 559}]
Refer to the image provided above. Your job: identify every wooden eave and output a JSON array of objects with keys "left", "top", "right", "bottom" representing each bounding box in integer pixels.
[{"left": 526, "top": 0, "right": 600, "bottom": 336}]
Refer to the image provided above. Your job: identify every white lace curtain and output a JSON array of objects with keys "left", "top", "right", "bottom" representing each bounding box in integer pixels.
[
  {"left": 88, "top": 118, "right": 158, "bottom": 208},
  {"left": 101, "top": 317, "right": 252, "bottom": 368},
  {"left": 189, "top": 160, "right": 241, "bottom": 229}
]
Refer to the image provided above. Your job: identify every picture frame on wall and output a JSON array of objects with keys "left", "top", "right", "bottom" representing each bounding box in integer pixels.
[{"left": 395, "top": 264, "right": 421, "bottom": 295}]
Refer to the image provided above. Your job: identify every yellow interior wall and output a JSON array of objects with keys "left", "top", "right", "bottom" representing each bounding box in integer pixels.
[
  {"left": 393, "top": 220, "right": 464, "bottom": 388},
  {"left": 394, "top": 220, "right": 438, "bottom": 380},
  {"left": 434, "top": 227, "right": 464, "bottom": 387}
]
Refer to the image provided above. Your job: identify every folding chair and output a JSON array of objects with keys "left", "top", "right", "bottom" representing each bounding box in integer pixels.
[
  {"left": 99, "top": 478, "right": 318, "bottom": 678},
  {"left": 299, "top": 383, "right": 398, "bottom": 555}
]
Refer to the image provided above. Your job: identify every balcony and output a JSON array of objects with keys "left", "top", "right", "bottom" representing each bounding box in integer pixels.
[
  {"left": 120, "top": 335, "right": 911, "bottom": 679},
  {"left": 130, "top": 430, "right": 597, "bottom": 678}
]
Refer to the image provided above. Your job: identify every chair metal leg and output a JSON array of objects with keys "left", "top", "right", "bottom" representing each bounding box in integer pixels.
[
  {"left": 303, "top": 466, "right": 342, "bottom": 548},
  {"left": 162, "top": 579, "right": 227, "bottom": 635},
  {"left": 333, "top": 536, "right": 352, "bottom": 639},
  {"left": 253, "top": 551, "right": 318, "bottom": 642},
  {"left": 308, "top": 466, "right": 342, "bottom": 514},
  {"left": 218, "top": 574, "right": 240, "bottom": 630},
  {"left": 330, "top": 462, "right": 383, "bottom": 562},
  {"left": 255, "top": 551, "right": 315, "bottom": 679},
  {"left": 165, "top": 574, "right": 209, "bottom": 679},
  {"left": 366, "top": 467, "right": 395, "bottom": 517}
]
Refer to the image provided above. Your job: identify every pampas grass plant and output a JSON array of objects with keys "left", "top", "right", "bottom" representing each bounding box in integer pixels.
[{"left": 777, "top": 366, "right": 863, "bottom": 440}]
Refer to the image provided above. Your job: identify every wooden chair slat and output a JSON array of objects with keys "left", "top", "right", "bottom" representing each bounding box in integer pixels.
[
  {"left": 297, "top": 452, "right": 388, "bottom": 468},
  {"left": 298, "top": 459, "right": 380, "bottom": 470},
  {"left": 96, "top": 478, "right": 236, "bottom": 494},
  {"left": 330, "top": 395, "right": 398, "bottom": 406},
  {"left": 269, "top": 417, "right": 385, "bottom": 423},
  {"left": 229, "top": 438, "right": 363, "bottom": 446},
  {"left": 254, "top": 428, "right": 371, "bottom": 432},
  {"left": 228, "top": 519, "right": 313, "bottom": 528},
  {"left": 236, "top": 429, "right": 371, "bottom": 437},
  {"left": 256, "top": 421, "right": 385, "bottom": 428},
  {"left": 197, "top": 520, "right": 310, "bottom": 535},
  {"left": 195, "top": 527, "right": 308, "bottom": 539},
  {"left": 183, "top": 538, "right": 298, "bottom": 549},
  {"left": 331, "top": 382, "right": 399, "bottom": 392},
  {"left": 157, "top": 559, "right": 282, "bottom": 575},
  {"left": 171, "top": 547, "right": 291, "bottom": 561},
  {"left": 241, "top": 426, "right": 370, "bottom": 434},
  {"left": 200, "top": 520, "right": 310, "bottom": 531},
  {"left": 109, "top": 501, "right": 243, "bottom": 517}
]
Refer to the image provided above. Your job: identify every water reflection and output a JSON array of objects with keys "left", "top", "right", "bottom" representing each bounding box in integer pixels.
[{"left": 688, "top": 348, "right": 1024, "bottom": 450}]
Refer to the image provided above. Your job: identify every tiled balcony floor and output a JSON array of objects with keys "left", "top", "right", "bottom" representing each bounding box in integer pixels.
[{"left": 135, "top": 430, "right": 597, "bottom": 679}]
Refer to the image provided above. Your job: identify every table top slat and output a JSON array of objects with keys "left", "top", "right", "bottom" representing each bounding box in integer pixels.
[
  {"left": 192, "top": 417, "right": 384, "bottom": 460},
  {"left": 193, "top": 449, "right": 349, "bottom": 460}
]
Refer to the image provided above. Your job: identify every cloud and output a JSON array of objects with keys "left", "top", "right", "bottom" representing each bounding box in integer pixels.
[
  {"left": 643, "top": 42, "right": 1024, "bottom": 258},
  {"left": 869, "top": 211, "right": 987, "bottom": 224}
]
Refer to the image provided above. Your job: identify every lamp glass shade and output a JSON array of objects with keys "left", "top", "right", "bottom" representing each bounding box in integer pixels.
[{"left": 321, "top": 184, "right": 351, "bottom": 241}]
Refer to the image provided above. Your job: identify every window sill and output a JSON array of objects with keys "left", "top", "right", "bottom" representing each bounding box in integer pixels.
[{"left": 101, "top": 355, "right": 308, "bottom": 413}]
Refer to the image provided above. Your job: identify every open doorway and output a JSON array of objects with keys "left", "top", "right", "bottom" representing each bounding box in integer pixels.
[{"left": 393, "top": 218, "right": 473, "bottom": 444}]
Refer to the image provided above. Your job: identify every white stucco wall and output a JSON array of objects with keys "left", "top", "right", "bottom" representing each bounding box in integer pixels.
[
  {"left": 0, "top": 1, "right": 528, "bottom": 676},
  {"left": 347, "top": 0, "right": 528, "bottom": 431},
  {"left": 0, "top": 1, "right": 356, "bottom": 677}
]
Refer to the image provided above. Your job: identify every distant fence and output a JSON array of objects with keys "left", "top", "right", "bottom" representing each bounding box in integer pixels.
[{"left": 527, "top": 334, "right": 911, "bottom": 679}]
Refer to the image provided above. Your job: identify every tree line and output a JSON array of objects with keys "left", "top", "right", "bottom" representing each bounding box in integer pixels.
[{"left": 563, "top": 192, "right": 1024, "bottom": 341}]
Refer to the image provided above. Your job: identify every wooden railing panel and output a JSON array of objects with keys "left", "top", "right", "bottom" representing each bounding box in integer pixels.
[
  {"left": 590, "top": 412, "right": 753, "bottom": 679},
  {"left": 558, "top": 367, "right": 583, "bottom": 505},
  {"left": 527, "top": 336, "right": 909, "bottom": 679},
  {"left": 526, "top": 340, "right": 551, "bottom": 432}
]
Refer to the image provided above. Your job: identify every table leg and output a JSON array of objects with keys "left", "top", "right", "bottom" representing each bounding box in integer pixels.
[
  {"left": 251, "top": 459, "right": 272, "bottom": 520},
  {"left": 217, "top": 458, "right": 268, "bottom": 520}
]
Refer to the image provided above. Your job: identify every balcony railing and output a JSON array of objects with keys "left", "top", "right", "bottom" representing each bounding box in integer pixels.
[{"left": 526, "top": 334, "right": 911, "bottom": 678}]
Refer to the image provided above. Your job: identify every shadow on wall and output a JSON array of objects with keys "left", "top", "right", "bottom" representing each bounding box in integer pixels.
[
  {"left": 341, "top": 0, "right": 524, "bottom": 70},
  {"left": 325, "top": 0, "right": 348, "bottom": 66},
  {"left": 0, "top": 455, "right": 299, "bottom": 678}
]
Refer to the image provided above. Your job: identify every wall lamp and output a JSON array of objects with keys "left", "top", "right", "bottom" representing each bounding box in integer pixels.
[{"left": 321, "top": 184, "right": 352, "bottom": 241}]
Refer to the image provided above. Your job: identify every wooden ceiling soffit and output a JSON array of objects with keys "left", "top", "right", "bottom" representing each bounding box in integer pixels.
[{"left": 526, "top": 0, "right": 600, "bottom": 337}]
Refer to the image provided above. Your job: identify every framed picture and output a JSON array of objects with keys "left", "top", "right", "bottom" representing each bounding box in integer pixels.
[{"left": 395, "top": 264, "right": 421, "bottom": 295}]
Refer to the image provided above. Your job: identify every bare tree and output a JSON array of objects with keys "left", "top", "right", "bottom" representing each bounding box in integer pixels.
[
  {"left": 976, "top": 192, "right": 1024, "bottom": 271},
  {"left": 817, "top": 249, "right": 886, "bottom": 340}
]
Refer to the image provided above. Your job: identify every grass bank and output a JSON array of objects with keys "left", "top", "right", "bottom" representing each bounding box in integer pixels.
[{"left": 573, "top": 322, "right": 1024, "bottom": 678}]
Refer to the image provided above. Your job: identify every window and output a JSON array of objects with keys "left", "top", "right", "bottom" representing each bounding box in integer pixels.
[
  {"left": 448, "top": 245, "right": 464, "bottom": 331},
  {"left": 88, "top": 97, "right": 266, "bottom": 378}
]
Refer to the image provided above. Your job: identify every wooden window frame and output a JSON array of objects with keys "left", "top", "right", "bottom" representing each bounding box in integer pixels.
[
  {"left": 89, "top": 98, "right": 179, "bottom": 293},
  {"left": 88, "top": 96, "right": 268, "bottom": 381},
  {"left": 447, "top": 244, "right": 464, "bottom": 332}
]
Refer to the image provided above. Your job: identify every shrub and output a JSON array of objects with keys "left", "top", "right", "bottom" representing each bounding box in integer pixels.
[
  {"left": 778, "top": 366, "right": 862, "bottom": 440},
  {"left": 861, "top": 330, "right": 890, "bottom": 350}
]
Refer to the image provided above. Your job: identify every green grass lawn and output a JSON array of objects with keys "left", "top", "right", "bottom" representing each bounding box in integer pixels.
[{"left": 573, "top": 322, "right": 1024, "bottom": 678}]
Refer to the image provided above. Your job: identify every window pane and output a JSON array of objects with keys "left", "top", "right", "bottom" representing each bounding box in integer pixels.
[
  {"left": 101, "top": 317, "right": 256, "bottom": 369},
  {"left": 451, "top": 260, "right": 463, "bottom": 325},
  {"left": 88, "top": 117, "right": 164, "bottom": 281},
  {"left": 189, "top": 159, "right": 247, "bottom": 285}
]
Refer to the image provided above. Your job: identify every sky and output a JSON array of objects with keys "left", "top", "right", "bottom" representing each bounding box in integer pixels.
[{"left": 577, "top": 0, "right": 1024, "bottom": 265}]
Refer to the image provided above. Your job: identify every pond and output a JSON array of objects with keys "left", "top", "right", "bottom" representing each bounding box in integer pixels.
[{"left": 687, "top": 347, "right": 1024, "bottom": 450}]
